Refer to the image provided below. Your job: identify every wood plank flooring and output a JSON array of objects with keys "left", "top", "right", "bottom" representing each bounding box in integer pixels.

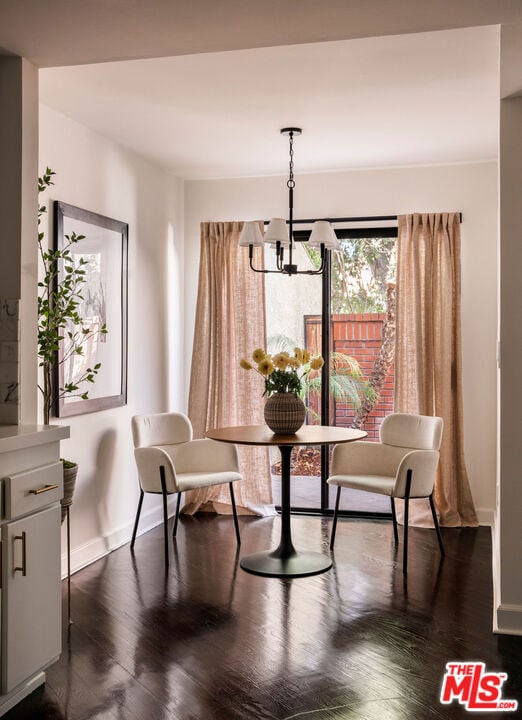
[
  {"left": 5, "top": 513, "right": 522, "bottom": 719},
  {"left": 271, "top": 476, "right": 391, "bottom": 513}
]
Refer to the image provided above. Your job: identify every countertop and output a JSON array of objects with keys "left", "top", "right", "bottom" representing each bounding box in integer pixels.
[{"left": 0, "top": 425, "right": 70, "bottom": 454}]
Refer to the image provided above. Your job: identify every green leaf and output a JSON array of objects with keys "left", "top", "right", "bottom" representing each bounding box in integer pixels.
[{"left": 38, "top": 168, "right": 107, "bottom": 412}]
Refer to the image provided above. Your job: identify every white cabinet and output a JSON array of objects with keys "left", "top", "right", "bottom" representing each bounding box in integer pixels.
[
  {"left": 2, "top": 505, "right": 61, "bottom": 693},
  {"left": 0, "top": 425, "right": 69, "bottom": 717}
]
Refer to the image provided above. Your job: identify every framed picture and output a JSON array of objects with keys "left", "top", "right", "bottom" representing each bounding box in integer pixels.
[{"left": 53, "top": 201, "right": 128, "bottom": 417}]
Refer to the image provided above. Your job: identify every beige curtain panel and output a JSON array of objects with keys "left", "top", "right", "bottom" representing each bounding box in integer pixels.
[
  {"left": 186, "top": 221, "right": 274, "bottom": 516},
  {"left": 395, "top": 213, "right": 478, "bottom": 527}
]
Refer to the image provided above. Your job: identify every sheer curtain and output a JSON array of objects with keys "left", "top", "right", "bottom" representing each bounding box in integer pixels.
[
  {"left": 185, "top": 221, "right": 274, "bottom": 516},
  {"left": 395, "top": 213, "right": 478, "bottom": 527}
]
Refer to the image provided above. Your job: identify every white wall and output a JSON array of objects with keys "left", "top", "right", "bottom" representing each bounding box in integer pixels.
[
  {"left": 0, "top": 58, "right": 39, "bottom": 426},
  {"left": 39, "top": 105, "right": 185, "bottom": 573},
  {"left": 185, "top": 161, "right": 498, "bottom": 522},
  {"left": 496, "top": 92, "right": 522, "bottom": 634}
]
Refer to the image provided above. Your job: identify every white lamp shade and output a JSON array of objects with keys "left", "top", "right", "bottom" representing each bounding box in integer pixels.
[
  {"left": 307, "top": 220, "right": 339, "bottom": 250},
  {"left": 264, "top": 218, "right": 289, "bottom": 247},
  {"left": 239, "top": 221, "right": 264, "bottom": 247}
]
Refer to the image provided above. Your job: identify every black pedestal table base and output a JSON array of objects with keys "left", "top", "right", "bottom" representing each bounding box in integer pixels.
[
  {"left": 205, "top": 425, "right": 367, "bottom": 580},
  {"left": 240, "top": 550, "right": 332, "bottom": 578},
  {"left": 240, "top": 444, "right": 332, "bottom": 578}
]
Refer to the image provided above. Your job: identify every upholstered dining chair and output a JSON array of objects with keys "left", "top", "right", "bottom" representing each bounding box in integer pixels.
[
  {"left": 131, "top": 412, "right": 242, "bottom": 567},
  {"left": 328, "top": 413, "right": 444, "bottom": 574}
]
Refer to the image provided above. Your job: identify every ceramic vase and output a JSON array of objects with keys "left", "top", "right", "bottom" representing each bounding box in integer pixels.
[{"left": 264, "top": 392, "right": 306, "bottom": 435}]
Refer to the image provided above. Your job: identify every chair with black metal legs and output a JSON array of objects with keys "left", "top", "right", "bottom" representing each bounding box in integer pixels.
[
  {"left": 130, "top": 412, "right": 242, "bottom": 568},
  {"left": 328, "top": 413, "right": 445, "bottom": 575}
]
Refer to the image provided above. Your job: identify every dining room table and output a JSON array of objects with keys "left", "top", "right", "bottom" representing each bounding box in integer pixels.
[{"left": 205, "top": 424, "right": 367, "bottom": 578}]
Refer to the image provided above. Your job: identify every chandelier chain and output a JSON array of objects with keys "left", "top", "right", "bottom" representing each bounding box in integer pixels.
[
  {"left": 243, "top": 126, "right": 330, "bottom": 276},
  {"left": 287, "top": 131, "right": 295, "bottom": 189}
]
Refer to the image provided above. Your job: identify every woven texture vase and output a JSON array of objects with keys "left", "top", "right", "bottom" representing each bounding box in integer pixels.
[
  {"left": 264, "top": 392, "right": 306, "bottom": 435},
  {"left": 61, "top": 462, "right": 78, "bottom": 523}
]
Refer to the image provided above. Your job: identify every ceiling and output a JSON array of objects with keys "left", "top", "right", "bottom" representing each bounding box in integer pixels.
[
  {"left": 0, "top": 0, "right": 520, "bottom": 68},
  {"left": 2, "top": 0, "right": 518, "bottom": 178},
  {"left": 39, "top": 26, "right": 499, "bottom": 179}
]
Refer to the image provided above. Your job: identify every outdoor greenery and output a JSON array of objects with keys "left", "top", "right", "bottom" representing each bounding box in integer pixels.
[
  {"left": 308, "top": 236, "right": 396, "bottom": 313},
  {"left": 38, "top": 168, "right": 106, "bottom": 424},
  {"left": 267, "top": 334, "right": 375, "bottom": 419}
]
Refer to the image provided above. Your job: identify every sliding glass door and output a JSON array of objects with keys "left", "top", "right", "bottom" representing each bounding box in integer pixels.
[{"left": 267, "top": 227, "right": 397, "bottom": 515}]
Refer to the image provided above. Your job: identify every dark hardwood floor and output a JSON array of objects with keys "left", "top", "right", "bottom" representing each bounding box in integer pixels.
[{"left": 5, "top": 513, "right": 522, "bottom": 719}]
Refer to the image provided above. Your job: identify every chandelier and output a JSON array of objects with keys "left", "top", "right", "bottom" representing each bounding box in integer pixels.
[{"left": 239, "top": 127, "right": 339, "bottom": 275}]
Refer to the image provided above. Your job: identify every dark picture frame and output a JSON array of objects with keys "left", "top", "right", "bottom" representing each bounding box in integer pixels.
[{"left": 53, "top": 201, "right": 128, "bottom": 417}]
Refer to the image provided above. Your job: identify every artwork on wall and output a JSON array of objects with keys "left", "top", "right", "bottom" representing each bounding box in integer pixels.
[{"left": 53, "top": 201, "right": 128, "bottom": 417}]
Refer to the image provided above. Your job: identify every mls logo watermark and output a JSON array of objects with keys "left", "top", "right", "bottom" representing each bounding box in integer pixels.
[{"left": 440, "top": 662, "right": 518, "bottom": 712}]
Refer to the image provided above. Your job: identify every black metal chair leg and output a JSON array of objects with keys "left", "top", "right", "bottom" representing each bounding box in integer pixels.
[
  {"left": 160, "top": 466, "right": 169, "bottom": 569},
  {"left": 229, "top": 482, "right": 241, "bottom": 545},
  {"left": 390, "top": 496, "right": 399, "bottom": 545},
  {"left": 429, "top": 492, "right": 445, "bottom": 557},
  {"left": 330, "top": 486, "right": 342, "bottom": 550},
  {"left": 403, "top": 469, "right": 412, "bottom": 575},
  {"left": 173, "top": 492, "right": 181, "bottom": 538},
  {"left": 130, "top": 489, "right": 144, "bottom": 549}
]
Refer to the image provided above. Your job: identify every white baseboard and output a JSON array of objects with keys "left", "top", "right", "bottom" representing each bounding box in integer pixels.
[
  {"left": 60, "top": 499, "right": 178, "bottom": 577},
  {"left": 494, "top": 603, "right": 522, "bottom": 636},
  {"left": 490, "top": 510, "right": 522, "bottom": 635}
]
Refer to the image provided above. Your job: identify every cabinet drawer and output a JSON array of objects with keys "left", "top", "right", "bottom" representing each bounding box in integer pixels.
[{"left": 3, "top": 462, "right": 63, "bottom": 519}]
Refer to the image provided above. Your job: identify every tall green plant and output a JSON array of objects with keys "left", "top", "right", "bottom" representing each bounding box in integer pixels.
[{"left": 38, "top": 168, "right": 106, "bottom": 423}]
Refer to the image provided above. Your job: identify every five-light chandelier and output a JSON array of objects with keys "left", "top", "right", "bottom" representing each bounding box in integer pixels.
[{"left": 239, "top": 127, "right": 340, "bottom": 275}]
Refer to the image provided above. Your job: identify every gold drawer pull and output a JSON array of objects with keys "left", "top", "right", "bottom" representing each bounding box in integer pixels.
[
  {"left": 14, "top": 532, "right": 26, "bottom": 576},
  {"left": 29, "top": 483, "right": 59, "bottom": 495}
]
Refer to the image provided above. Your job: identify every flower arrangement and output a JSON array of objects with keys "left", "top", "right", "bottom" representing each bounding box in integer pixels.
[{"left": 240, "top": 347, "right": 324, "bottom": 397}]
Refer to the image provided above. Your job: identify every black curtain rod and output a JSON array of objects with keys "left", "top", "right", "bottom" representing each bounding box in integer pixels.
[{"left": 264, "top": 213, "right": 463, "bottom": 225}]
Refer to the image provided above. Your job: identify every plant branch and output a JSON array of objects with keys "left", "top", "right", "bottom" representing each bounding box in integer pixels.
[{"left": 38, "top": 168, "right": 106, "bottom": 423}]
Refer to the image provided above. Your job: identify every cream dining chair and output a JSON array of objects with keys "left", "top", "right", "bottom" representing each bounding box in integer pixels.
[
  {"left": 328, "top": 413, "right": 444, "bottom": 574},
  {"left": 131, "top": 412, "right": 242, "bottom": 568}
]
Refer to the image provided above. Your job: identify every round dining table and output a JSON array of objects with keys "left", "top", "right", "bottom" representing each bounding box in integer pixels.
[{"left": 205, "top": 424, "right": 367, "bottom": 578}]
